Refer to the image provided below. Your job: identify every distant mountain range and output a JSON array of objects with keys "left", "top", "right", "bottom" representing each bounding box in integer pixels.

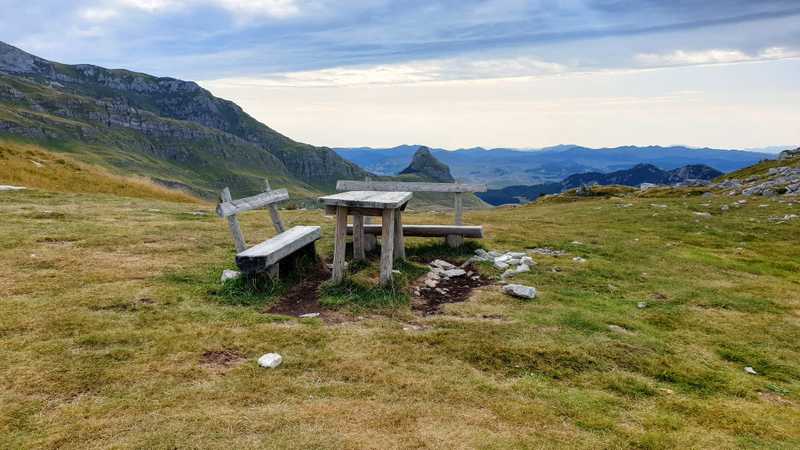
[
  {"left": 0, "top": 41, "right": 365, "bottom": 199},
  {"left": 477, "top": 163, "right": 724, "bottom": 206},
  {"left": 335, "top": 144, "right": 773, "bottom": 188}
]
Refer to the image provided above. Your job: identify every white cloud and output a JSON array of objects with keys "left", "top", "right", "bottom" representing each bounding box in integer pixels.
[
  {"left": 84, "top": 0, "right": 303, "bottom": 21},
  {"left": 635, "top": 47, "right": 800, "bottom": 67},
  {"left": 208, "top": 55, "right": 567, "bottom": 87}
]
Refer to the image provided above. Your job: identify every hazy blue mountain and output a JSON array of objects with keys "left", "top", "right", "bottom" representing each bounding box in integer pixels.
[
  {"left": 335, "top": 144, "right": 772, "bottom": 188},
  {"left": 478, "top": 163, "right": 724, "bottom": 205}
]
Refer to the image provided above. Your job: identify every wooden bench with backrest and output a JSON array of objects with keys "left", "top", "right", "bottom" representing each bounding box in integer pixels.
[
  {"left": 216, "top": 180, "right": 321, "bottom": 276},
  {"left": 336, "top": 179, "right": 487, "bottom": 248}
]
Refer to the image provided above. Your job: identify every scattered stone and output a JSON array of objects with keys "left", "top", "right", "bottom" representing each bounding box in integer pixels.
[
  {"left": 528, "top": 247, "right": 567, "bottom": 257},
  {"left": 721, "top": 205, "right": 730, "bottom": 211},
  {"left": 494, "top": 261, "right": 509, "bottom": 270},
  {"left": 392, "top": 269, "right": 401, "bottom": 274},
  {"left": 520, "top": 256, "right": 535, "bottom": 266},
  {"left": 431, "top": 259, "right": 456, "bottom": 270},
  {"left": 257, "top": 353, "right": 283, "bottom": 368},
  {"left": 0, "top": 185, "right": 27, "bottom": 191},
  {"left": 693, "top": 212, "right": 712, "bottom": 218},
  {"left": 443, "top": 268, "right": 466, "bottom": 278},
  {"left": 425, "top": 279, "right": 438, "bottom": 288},
  {"left": 769, "top": 214, "right": 798, "bottom": 223},
  {"left": 571, "top": 241, "right": 584, "bottom": 245},
  {"left": 220, "top": 269, "right": 241, "bottom": 283},
  {"left": 507, "top": 252, "right": 526, "bottom": 258},
  {"left": 637, "top": 302, "right": 647, "bottom": 309},
  {"left": 502, "top": 284, "right": 537, "bottom": 299},
  {"left": 640, "top": 183, "right": 658, "bottom": 191},
  {"left": 495, "top": 254, "right": 512, "bottom": 264},
  {"left": 572, "top": 256, "right": 587, "bottom": 263},
  {"left": 298, "top": 312, "right": 320, "bottom": 318},
  {"left": 744, "top": 366, "right": 758, "bottom": 375}
]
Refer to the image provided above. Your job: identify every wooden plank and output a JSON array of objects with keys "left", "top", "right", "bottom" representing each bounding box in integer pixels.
[
  {"left": 319, "top": 191, "right": 412, "bottom": 209},
  {"left": 393, "top": 209, "right": 405, "bottom": 261},
  {"left": 331, "top": 207, "right": 348, "bottom": 283},
  {"left": 337, "top": 180, "right": 487, "bottom": 193},
  {"left": 379, "top": 208, "right": 396, "bottom": 286},
  {"left": 346, "top": 224, "right": 483, "bottom": 238},
  {"left": 454, "top": 192, "right": 463, "bottom": 225},
  {"left": 220, "top": 187, "right": 246, "bottom": 252},
  {"left": 325, "top": 205, "right": 384, "bottom": 217},
  {"left": 353, "top": 214, "right": 365, "bottom": 261},
  {"left": 264, "top": 179, "right": 286, "bottom": 233},
  {"left": 236, "top": 226, "right": 321, "bottom": 272},
  {"left": 363, "top": 177, "right": 376, "bottom": 252},
  {"left": 216, "top": 188, "right": 289, "bottom": 217}
]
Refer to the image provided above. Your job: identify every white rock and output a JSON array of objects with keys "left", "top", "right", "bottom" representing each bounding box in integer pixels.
[
  {"left": 443, "top": 268, "right": 466, "bottom": 278},
  {"left": 425, "top": 279, "right": 438, "bottom": 288},
  {"left": 515, "top": 264, "right": 530, "bottom": 273},
  {"left": 573, "top": 256, "right": 587, "bottom": 263},
  {"left": 694, "top": 212, "right": 712, "bottom": 218},
  {"left": 507, "top": 258, "right": 521, "bottom": 265},
  {"left": 520, "top": 256, "right": 535, "bottom": 266},
  {"left": 0, "top": 185, "right": 26, "bottom": 191},
  {"left": 650, "top": 204, "right": 668, "bottom": 209},
  {"left": 501, "top": 269, "right": 516, "bottom": 279},
  {"left": 258, "top": 353, "right": 283, "bottom": 368},
  {"left": 392, "top": 269, "right": 401, "bottom": 274},
  {"left": 431, "top": 259, "right": 456, "bottom": 270},
  {"left": 507, "top": 252, "right": 526, "bottom": 258},
  {"left": 640, "top": 183, "right": 657, "bottom": 190},
  {"left": 637, "top": 302, "right": 647, "bottom": 309},
  {"left": 487, "top": 251, "right": 502, "bottom": 258},
  {"left": 744, "top": 366, "right": 758, "bottom": 375},
  {"left": 298, "top": 313, "right": 320, "bottom": 318},
  {"left": 495, "top": 254, "right": 512, "bottom": 263},
  {"left": 502, "top": 284, "right": 537, "bottom": 299},
  {"left": 220, "top": 269, "right": 241, "bottom": 283},
  {"left": 494, "top": 261, "right": 509, "bottom": 270}
]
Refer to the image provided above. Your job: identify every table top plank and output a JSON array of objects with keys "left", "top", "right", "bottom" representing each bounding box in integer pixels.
[{"left": 318, "top": 191, "right": 412, "bottom": 209}]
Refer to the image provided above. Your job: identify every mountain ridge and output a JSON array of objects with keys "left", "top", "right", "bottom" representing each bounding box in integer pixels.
[{"left": 0, "top": 41, "right": 367, "bottom": 198}]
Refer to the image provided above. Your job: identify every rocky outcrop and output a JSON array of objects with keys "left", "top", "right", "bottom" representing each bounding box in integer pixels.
[
  {"left": 0, "top": 40, "right": 367, "bottom": 192},
  {"left": 561, "top": 163, "right": 722, "bottom": 189},
  {"left": 399, "top": 146, "right": 455, "bottom": 182},
  {"left": 779, "top": 147, "right": 800, "bottom": 160}
]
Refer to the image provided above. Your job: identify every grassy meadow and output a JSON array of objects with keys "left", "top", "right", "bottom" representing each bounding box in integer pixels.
[{"left": 1, "top": 186, "right": 799, "bottom": 449}]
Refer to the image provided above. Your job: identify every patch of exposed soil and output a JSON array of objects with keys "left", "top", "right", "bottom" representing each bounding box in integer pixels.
[
  {"left": 264, "top": 264, "right": 348, "bottom": 323},
  {"left": 412, "top": 263, "right": 492, "bottom": 315},
  {"left": 201, "top": 350, "right": 246, "bottom": 368}
]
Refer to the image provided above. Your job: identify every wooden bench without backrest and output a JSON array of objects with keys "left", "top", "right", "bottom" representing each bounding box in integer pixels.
[
  {"left": 216, "top": 180, "right": 321, "bottom": 276},
  {"left": 336, "top": 180, "right": 487, "bottom": 248}
]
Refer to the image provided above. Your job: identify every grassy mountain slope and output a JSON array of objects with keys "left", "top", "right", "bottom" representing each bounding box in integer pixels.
[
  {"left": 0, "top": 138, "right": 199, "bottom": 203},
  {"left": 1, "top": 187, "right": 798, "bottom": 448},
  {"left": 0, "top": 41, "right": 366, "bottom": 198}
]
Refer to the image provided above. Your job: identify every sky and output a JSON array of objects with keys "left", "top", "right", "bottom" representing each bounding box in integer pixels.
[{"left": 2, "top": 0, "right": 800, "bottom": 150}]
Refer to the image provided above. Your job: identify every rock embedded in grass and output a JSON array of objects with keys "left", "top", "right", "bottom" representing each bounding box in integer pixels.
[
  {"left": 258, "top": 353, "right": 283, "bottom": 368},
  {"left": 220, "top": 269, "right": 241, "bottom": 283},
  {"left": 502, "top": 284, "right": 537, "bottom": 299}
]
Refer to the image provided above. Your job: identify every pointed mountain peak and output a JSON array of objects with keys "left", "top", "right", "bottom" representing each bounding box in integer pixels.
[{"left": 399, "top": 146, "right": 455, "bottom": 182}]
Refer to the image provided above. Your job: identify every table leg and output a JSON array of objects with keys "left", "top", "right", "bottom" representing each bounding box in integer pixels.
[
  {"left": 379, "top": 208, "right": 395, "bottom": 286},
  {"left": 393, "top": 209, "right": 405, "bottom": 261},
  {"left": 331, "top": 206, "right": 348, "bottom": 283},
  {"left": 353, "top": 213, "right": 365, "bottom": 261}
]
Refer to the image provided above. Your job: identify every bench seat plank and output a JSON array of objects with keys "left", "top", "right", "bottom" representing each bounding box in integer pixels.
[
  {"left": 346, "top": 224, "right": 482, "bottom": 238},
  {"left": 236, "top": 225, "right": 321, "bottom": 272}
]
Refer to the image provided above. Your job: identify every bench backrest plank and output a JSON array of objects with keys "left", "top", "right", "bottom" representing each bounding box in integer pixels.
[
  {"left": 336, "top": 180, "right": 487, "bottom": 193},
  {"left": 216, "top": 188, "right": 289, "bottom": 217}
]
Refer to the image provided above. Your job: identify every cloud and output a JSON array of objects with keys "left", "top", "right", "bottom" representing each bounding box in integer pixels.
[
  {"left": 206, "top": 55, "right": 567, "bottom": 87},
  {"left": 635, "top": 47, "right": 800, "bottom": 67}
]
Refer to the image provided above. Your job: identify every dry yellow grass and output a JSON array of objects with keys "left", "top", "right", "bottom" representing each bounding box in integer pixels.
[
  {"left": 0, "top": 138, "right": 201, "bottom": 203},
  {"left": 1, "top": 187, "right": 799, "bottom": 449}
]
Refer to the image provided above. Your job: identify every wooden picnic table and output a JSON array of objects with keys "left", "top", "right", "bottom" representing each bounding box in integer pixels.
[{"left": 318, "top": 190, "right": 412, "bottom": 286}]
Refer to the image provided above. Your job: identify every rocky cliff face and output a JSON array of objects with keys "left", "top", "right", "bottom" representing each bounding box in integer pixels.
[
  {"left": 0, "top": 41, "right": 366, "bottom": 195},
  {"left": 399, "top": 146, "right": 455, "bottom": 182}
]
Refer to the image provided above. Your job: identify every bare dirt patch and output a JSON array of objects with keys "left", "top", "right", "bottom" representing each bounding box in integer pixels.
[
  {"left": 412, "top": 263, "right": 493, "bottom": 315},
  {"left": 263, "top": 264, "right": 353, "bottom": 322},
  {"left": 201, "top": 350, "right": 246, "bottom": 368}
]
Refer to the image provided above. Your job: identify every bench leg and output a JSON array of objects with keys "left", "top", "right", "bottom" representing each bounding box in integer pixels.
[
  {"left": 267, "top": 263, "right": 279, "bottom": 280},
  {"left": 379, "top": 208, "right": 396, "bottom": 286},
  {"left": 332, "top": 206, "right": 348, "bottom": 284},
  {"left": 393, "top": 209, "right": 405, "bottom": 261},
  {"left": 446, "top": 234, "right": 463, "bottom": 248},
  {"left": 353, "top": 214, "right": 366, "bottom": 261}
]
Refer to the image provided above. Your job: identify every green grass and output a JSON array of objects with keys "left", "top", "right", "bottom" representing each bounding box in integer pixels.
[{"left": 0, "top": 187, "right": 799, "bottom": 448}]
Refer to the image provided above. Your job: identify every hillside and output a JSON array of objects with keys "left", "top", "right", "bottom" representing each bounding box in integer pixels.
[
  {"left": 336, "top": 145, "right": 770, "bottom": 188},
  {"left": 2, "top": 182, "right": 799, "bottom": 448},
  {"left": 0, "top": 41, "right": 366, "bottom": 199},
  {"left": 0, "top": 138, "right": 199, "bottom": 203},
  {"left": 393, "top": 147, "right": 485, "bottom": 209}
]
